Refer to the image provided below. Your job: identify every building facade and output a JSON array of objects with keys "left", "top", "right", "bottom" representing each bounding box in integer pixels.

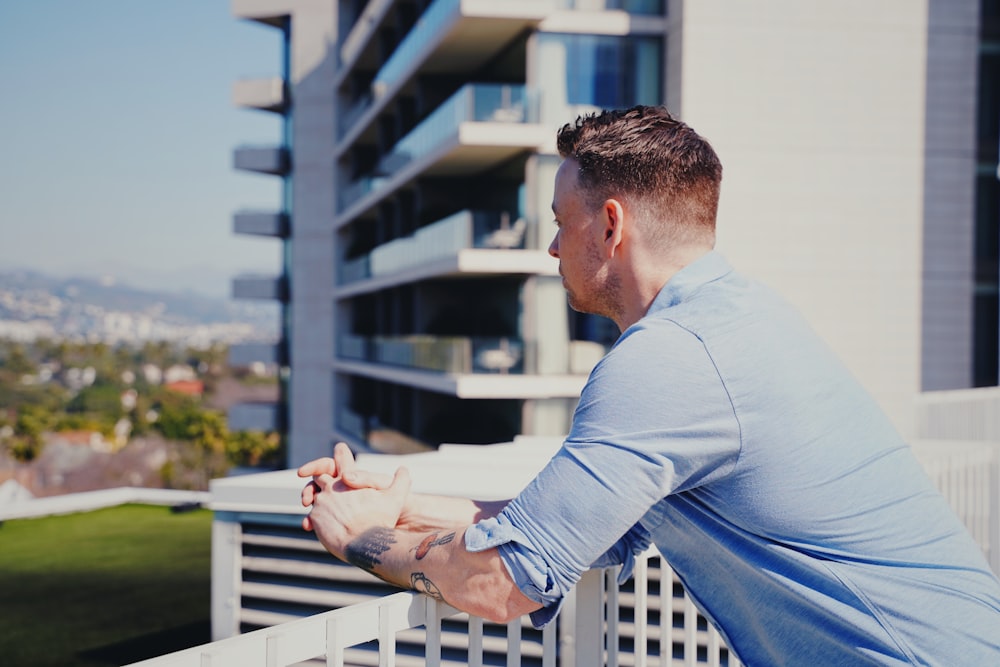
[{"left": 228, "top": 0, "right": 998, "bottom": 467}]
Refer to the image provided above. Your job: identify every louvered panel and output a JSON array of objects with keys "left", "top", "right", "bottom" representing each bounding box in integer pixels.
[{"left": 236, "top": 520, "right": 548, "bottom": 667}]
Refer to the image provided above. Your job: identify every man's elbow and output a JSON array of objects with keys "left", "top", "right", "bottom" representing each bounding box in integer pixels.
[{"left": 474, "top": 590, "right": 542, "bottom": 625}]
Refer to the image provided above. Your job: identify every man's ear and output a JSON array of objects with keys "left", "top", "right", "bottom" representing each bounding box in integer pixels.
[{"left": 602, "top": 198, "right": 626, "bottom": 257}]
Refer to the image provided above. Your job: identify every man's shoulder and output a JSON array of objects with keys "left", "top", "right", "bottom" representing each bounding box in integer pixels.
[{"left": 585, "top": 316, "right": 721, "bottom": 392}]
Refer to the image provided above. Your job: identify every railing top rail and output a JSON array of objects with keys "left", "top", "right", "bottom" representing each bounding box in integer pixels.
[{"left": 125, "top": 591, "right": 462, "bottom": 667}]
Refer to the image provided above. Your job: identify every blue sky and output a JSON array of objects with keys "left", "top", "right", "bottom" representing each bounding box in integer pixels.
[{"left": 0, "top": 1, "right": 287, "bottom": 297}]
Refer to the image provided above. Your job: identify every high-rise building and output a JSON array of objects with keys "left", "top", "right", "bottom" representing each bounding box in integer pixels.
[{"left": 227, "top": 0, "right": 998, "bottom": 468}]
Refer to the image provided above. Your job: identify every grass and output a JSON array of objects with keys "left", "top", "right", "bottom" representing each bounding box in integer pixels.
[{"left": 0, "top": 504, "right": 213, "bottom": 667}]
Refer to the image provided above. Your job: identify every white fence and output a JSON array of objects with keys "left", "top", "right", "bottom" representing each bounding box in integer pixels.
[
  {"left": 916, "top": 386, "right": 1000, "bottom": 442},
  {"left": 125, "top": 550, "right": 740, "bottom": 667},
  {"left": 0, "top": 486, "right": 209, "bottom": 521},
  {"left": 912, "top": 439, "right": 1000, "bottom": 574}
]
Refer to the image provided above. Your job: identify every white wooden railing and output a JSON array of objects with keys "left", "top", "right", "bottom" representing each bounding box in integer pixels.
[{"left": 124, "top": 549, "right": 740, "bottom": 667}]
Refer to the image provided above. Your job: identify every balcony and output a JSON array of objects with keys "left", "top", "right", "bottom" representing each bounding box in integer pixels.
[
  {"left": 227, "top": 401, "right": 281, "bottom": 432},
  {"left": 554, "top": 0, "right": 666, "bottom": 12},
  {"left": 337, "top": 84, "right": 547, "bottom": 224},
  {"left": 335, "top": 334, "right": 595, "bottom": 399},
  {"left": 337, "top": 0, "right": 555, "bottom": 142},
  {"left": 232, "top": 77, "right": 286, "bottom": 113},
  {"left": 338, "top": 210, "right": 556, "bottom": 295},
  {"left": 233, "top": 210, "right": 289, "bottom": 238},
  {"left": 340, "top": 334, "right": 524, "bottom": 375},
  {"left": 233, "top": 145, "right": 289, "bottom": 176},
  {"left": 232, "top": 274, "right": 288, "bottom": 302},
  {"left": 122, "top": 434, "right": 1000, "bottom": 667}
]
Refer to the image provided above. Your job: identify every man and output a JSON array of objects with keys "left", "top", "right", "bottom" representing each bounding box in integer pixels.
[{"left": 300, "top": 106, "right": 1000, "bottom": 664}]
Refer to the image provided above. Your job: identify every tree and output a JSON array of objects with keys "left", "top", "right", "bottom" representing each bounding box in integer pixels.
[
  {"left": 1, "top": 343, "right": 35, "bottom": 376},
  {"left": 7, "top": 405, "right": 50, "bottom": 462},
  {"left": 227, "top": 430, "right": 283, "bottom": 468}
]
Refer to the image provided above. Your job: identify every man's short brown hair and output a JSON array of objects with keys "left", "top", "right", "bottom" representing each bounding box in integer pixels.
[{"left": 556, "top": 106, "right": 722, "bottom": 240}]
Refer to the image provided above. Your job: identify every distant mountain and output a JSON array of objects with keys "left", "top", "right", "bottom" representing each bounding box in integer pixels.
[{"left": 0, "top": 269, "right": 280, "bottom": 345}]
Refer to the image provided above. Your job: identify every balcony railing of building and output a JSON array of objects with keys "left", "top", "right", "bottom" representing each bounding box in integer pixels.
[
  {"left": 554, "top": 0, "right": 665, "bottom": 13},
  {"left": 370, "top": 0, "right": 460, "bottom": 102},
  {"left": 916, "top": 386, "right": 1000, "bottom": 443},
  {"left": 125, "top": 548, "right": 741, "bottom": 667},
  {"left": 339, "top": 210, "right": 529, "bottom": 285},
  {"left": 340, "top": 334, "right": 525, "bottom": 375},
  {"left": 338, "top": 83, "right": 539, "bottom": 214}
]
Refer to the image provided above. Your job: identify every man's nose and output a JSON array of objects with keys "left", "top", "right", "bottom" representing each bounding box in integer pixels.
[{"left": 548, "top": 234, "right": 559, "bottom": 258}]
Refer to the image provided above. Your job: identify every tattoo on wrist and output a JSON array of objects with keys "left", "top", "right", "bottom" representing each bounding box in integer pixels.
[
  {"left": 345, "top": 527, "right": 396, "bottom": 572},
  {"left": 410, "top": 572, "right": 445, "bottom": 601},
  {"left": 413, "top": 531, "right": 456, "bottom": 560}
]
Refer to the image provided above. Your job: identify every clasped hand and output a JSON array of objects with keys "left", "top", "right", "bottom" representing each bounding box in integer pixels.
[{"left": 298, "top": 442, "right": 409, "bottom": 562}]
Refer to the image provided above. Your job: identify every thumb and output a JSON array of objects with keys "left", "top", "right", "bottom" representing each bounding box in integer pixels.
[
  {"left": 342, "top": 469, "right": 394, "bottom": 490},
  {"left": 387, "top": 466, "right": 412, "bottom": 501}
]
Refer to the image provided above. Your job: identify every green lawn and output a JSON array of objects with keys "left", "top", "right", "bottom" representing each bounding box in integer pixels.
[{"left": 0, "top": 504, "right": 213, "bottom": 667}]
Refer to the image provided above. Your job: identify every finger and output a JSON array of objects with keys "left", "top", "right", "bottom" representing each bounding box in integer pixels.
[
  {"left": 302, "top": 514, "right": 314, "bottom": 532},
  {"left": 301, "top": 480, "right": 320, "bottom": 506},
  {"left": 298, "top": 457, "right": 336, "bottom": 478},
  {"left": 342, "top": 469, "right": 394, "bottom": 490},
  {"left": 387, "top": 466, "right": 412, "bottom": 501},
  {"left": 332, "top": 442, "right": 356, "bottom": 478},
  {"left": 314, "top": 473, "right": 336, "bottom": 492}
]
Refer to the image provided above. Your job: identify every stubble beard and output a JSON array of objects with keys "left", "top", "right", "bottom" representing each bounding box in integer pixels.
[{"left": 564, "top": 262, "right": 622, "bottom": 323}]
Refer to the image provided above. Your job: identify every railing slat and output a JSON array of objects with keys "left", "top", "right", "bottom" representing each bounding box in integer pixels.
[
  {"left": 265, "top": 634, "right": 279, "bottom": 667},
  {"left": 378, "top": 601, "right": 395, "bottom": 667},
  {"left": 707, "top": 626, "right": 720, "bottom": 667},
  {"left": 326, "top": 618, "right": 344, "bottom": 667},
  {"left": 662, "top": 560, "right": 674, "bottom": 666},
  {"left": 684, "top": 593, "right": 698, "bottom": 666},
  {"left": 634, "top": 559, "right": 648, "bottom": 667},
  {"left": 607, "top": 568, "right": 620, "bottom": 667},
  {"left": 506, "top": 617, "right": 522, "bottom": 667},
  {"left": 542, "top": 618, "right": 557, "bottom": 667},
  {"left": 574, "top": 569, "right": 605, "bottom": 667},
  {"left": 425, "top": 598, "right": 441, "bottom": 667},
  {"left": 468, "top": 615, "right": 484, "bottom": 667}
]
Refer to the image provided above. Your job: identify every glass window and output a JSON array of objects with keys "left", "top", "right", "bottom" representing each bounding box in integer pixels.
[
  {"left": 555, "top": 0, "right": 665, "bottom": 15},
  {"left": 974, "top": 9, "right": 1000, "bottom": 386},
  {"left": 537, "top": 33, "right": 662, "bottom": 121}
]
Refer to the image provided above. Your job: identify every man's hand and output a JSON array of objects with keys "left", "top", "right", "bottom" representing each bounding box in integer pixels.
[
  {"left": 299, "top": 442, "right": 509, "bottom": 535},
  {"left": 302, "top": 463, "right": 412, "bottom": 562},
  {"left": 299, "top": 442, "right": 393, "bottom": 520}
]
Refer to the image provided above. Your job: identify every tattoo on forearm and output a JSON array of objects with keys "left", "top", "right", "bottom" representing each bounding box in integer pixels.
[
  {"left": 410, "top": 572, "right": 445, "bottom": 601},
  {"left": 345, "top": 527, "right": 397, "bottom": 572},
  {"left": 412, "top": 531, "right": 456, "bottom": 560}
]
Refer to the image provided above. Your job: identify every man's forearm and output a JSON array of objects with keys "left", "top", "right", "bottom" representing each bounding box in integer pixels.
[
  {"left": 401, "top": 494, "right": 509, "bottom": 532},
  {"left": 343, "top": 524, "right": 539, "bottom": 623}
]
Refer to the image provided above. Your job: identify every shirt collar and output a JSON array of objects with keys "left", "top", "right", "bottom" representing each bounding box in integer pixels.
[{"left": 646, "top": 250, "right": 733, "bottom": 315}]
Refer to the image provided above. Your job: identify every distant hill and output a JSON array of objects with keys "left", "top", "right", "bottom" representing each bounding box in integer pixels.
[{"left": 0, "top": 270, "right": 279, "bottom": 345}]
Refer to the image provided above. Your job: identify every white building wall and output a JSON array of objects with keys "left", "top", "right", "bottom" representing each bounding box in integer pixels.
[
  {"left": 286, "top": 2, "right": 338, "bottom": 466},
  {"left": 671, "top": 0, "right": 931, "bottom": 436}
]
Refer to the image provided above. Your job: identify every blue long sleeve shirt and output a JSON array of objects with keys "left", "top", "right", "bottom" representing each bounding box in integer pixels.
[{"left": 465, "top": 251, "right": 1000, "bottom": 666}]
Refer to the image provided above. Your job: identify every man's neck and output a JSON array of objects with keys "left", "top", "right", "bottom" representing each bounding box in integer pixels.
[{"left": 614, "top": 245, "right": 713, "bottom": 331}]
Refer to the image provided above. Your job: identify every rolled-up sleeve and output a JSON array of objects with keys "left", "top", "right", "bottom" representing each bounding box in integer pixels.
[{"left": 464, "top": 320, "right": 741, "bottom": 628}]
